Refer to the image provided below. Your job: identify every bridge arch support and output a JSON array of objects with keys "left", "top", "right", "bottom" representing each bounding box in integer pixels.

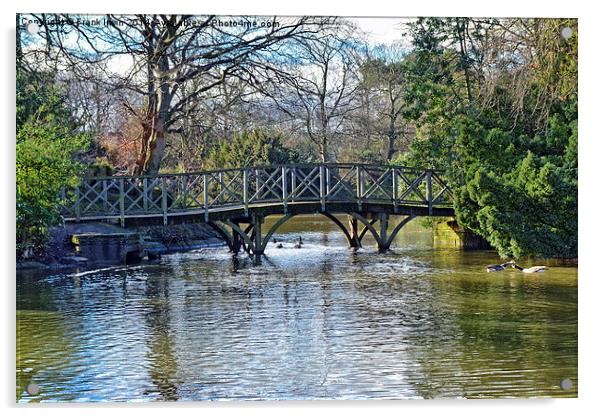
[
  {"left": 210, "top": 212, "right": 417, "bottom": 256},
  {"left": 349, "top": 213, "right": 416, "bottom": 252},
  {"left": 209, "top": 213, "right": 296, "bottom": 257}
]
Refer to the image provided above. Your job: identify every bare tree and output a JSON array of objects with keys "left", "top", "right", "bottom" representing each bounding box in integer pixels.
[
  {"left": 256, "top": 22, "right": 362, "bottom": 162},
  {"left": 22, "top": 14, "right": 335, "bottom": 173},
  {"left": 477, "top": 18, "right": 578, "bottom": 131},
  {"left": 359, "top": 44, "right": 414, "bottom": 160},
  {"left": 164, "top": 76, "right": 257, "bottom": 171}
]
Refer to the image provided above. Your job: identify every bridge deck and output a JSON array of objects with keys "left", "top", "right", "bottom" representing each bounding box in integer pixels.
[{"left": 61, "top": 163, "right": 454, "bottom": 226}]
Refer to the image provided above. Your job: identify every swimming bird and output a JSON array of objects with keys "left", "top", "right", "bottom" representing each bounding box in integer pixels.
[
  {"left": 276, "top": 243, "right": 283, "bottom": 249},
  {"left": 507, "top": 260, "right": 548, "bottom": 273},
  {"left": 293, "top": 236, "right": 303, "bottom": 249},
  {"left": 486, "top": 262, "right": 510, "bottom": 272}
]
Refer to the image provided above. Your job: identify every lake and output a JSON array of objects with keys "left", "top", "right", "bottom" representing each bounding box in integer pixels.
[{"left": 16, "top": 215, "right": 578, "bottom": 401}]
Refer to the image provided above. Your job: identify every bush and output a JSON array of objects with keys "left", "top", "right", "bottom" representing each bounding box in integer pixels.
[
  {"left": 206, "top": 130, "right": 298, "bottom": 170},
  {"left": 16, "top": 70, "right": 89, "bottom": 258}
]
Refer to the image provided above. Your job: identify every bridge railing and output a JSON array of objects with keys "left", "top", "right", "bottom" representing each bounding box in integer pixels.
[{"left": 60, "top": 163, "right": 453, "bottom": 223}]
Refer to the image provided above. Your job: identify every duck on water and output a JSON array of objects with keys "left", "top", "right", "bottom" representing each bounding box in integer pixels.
[
  {"left": 272, "top": 236, "right": 303, "bottom": 249},
  {"left": 486, "top": 262, "right": 512, "bottom": 272},
  {"left": 294, "top": 236, "right": 303, "bottom": 249},
  {"left": 507, "top": 260, "right": 548, "bottom": 273},
  {"left": 486, "top": 260, "right": 548, "bottom": 273}
]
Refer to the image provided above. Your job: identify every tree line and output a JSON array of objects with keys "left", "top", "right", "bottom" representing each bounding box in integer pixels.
[{"left": 16, "top": 15, "right": 577, "bottom": 259}]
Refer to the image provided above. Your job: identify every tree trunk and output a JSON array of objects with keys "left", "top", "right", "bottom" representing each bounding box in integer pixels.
[
  {"left": 456, "top": 19, "right": 474, "bottom": 104},
  {"left": 139, "top": 128, "right": 167, "bottom": 175},
  {"left": 134, "top": 109, "right": 169, "bottom": 175},
  {"left": 320, "top": 140, "right": 328, "bottom": 163},
  {"left": 386, "top": 113, "right": 397, "bottom": 161},
  {"left": 386, "top": 134, "right": 396, "bottom": 161},
  {"left": 134, "top": 61, "right": 173, "bottom": 175}
]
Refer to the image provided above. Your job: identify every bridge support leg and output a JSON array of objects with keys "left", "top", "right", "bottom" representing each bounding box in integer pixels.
[
  {"left": 252, "top": 214, "right": 264, "bottom": 256},
  {"left": 231, "top": 221, "right": 242, "bottom": 253},
  {"left": 378, "top": 213, "right": 389, "bottom": 253},
  {"left": 348, "top": 213, "right": 416, "bottom": 253},
  {"left": 348, "top": 216, "right": 361, "bottom": 248},
  {"left": 213, "top": 214, "right": 295, "bottom": 259},
  {"left": 321, "top": 213, "right": 361, "bottom": 249}
]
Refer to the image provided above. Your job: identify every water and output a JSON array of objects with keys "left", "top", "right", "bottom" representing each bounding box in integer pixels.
[{"left": 16, "top": 215, "right": 578, "bottom": 402}]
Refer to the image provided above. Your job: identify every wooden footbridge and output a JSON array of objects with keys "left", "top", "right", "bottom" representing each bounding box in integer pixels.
[{"left": 61, "top": 163, "right": 454, "bottom": 255}]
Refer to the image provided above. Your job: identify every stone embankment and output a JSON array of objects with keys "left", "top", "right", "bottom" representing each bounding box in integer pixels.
[{"left": 17, "top": 222, "right": 224, "bottom": 271}]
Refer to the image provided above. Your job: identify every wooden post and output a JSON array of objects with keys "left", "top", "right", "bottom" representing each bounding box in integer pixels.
[
  {"left": 232, "top": 221, "right": 241, "bottom": 253},
  {"left": 253, "top": 214, "right": 263, "bottom": 255},
  {"left": 282, "top": 166, "right": 288, "bottom": 213},
  {"left": 182, "top": 175, "right": 188, "bottom": 209},
  {"left": 243, "top": 169, "right": 249, "bottom": 215},
  {"left": 143, "top": 178, "right": 148, "bottom": 211},
  {"left": 426, "top": 170, "right": 433, "bottom": 216},
  {"left": 379, "top": 213, "right": 389, "bottom": 252},
  {"left": 392, "top": 168, "right": 398, "bottom": 213},
  {"left": 348, "top": 215, "right": 360, "bottom": 248},
  {"left": 161, "top": 176, "right": 168, "bottom": 226},
  {"left": 103, "top": 180, "right": 109, "bottom": 212},
  {"left": 74, "top": 186, "right": 81, "bottom": 222},
  {"left": 119, "top": 179, "right": 124, "bottom": 227},
  {"left": 356, "top": 165, "right": 363, "bottom": 210},
  {"left": 291, "top": 168, "right": 297, "bottom": 202},
  {"left": 319, "top": 164, "right": 326, "bottom": 211},
  {"left": 218, "top": 171, "right": 223, "bottom": 205},
  {"left": 203, "top": 173, "right": 209, "bottom": 222},
  {"left": 255, "top": 169, "right": 260, "bottom": 200}
]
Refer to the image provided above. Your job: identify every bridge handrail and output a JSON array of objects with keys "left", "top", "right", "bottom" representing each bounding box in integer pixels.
[
  {"left": 61, "top": 163, "right": 454, "bottom": 224},
  {"left": 76, "top": 162, "right": 444, "bottom": 181}
]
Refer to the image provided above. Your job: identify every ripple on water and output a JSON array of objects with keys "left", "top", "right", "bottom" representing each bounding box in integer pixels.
[{"left": 16, "top": 227, "right": 578, "bottom": 401}]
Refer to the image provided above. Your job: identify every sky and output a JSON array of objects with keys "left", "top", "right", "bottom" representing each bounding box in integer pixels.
[
  {"left": 21, "top": 14, "right": 410, "bottom": 48},
  {"left": 350, "top": 17, "right": 410, "bottom": 46},
  {"left": 21, "top": 15, "right": 413, "bottom": 75}
]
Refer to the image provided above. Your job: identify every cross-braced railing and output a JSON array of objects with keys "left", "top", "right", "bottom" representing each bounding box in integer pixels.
[{"left": 60, "top": 163, "right": 454, "bottom": 225}]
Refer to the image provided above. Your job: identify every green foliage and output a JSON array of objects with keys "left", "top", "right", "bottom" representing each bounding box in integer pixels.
[
  {"left": 16, "top": 70, "right": 89, "bottom": 257},
  {"left": 17, "top": 71, "right": 75, "bottom": 133},
  {"left": 452, "top": 105, "right": 577, "bottom": 258},
  {"left": 206, "top": 130, "right": 299, "bottom": 170},
  {"left": 402, "top": 18, "right": 578, "bottom": 259},
  {"left": 86, "top": 157, "right": 114, "bottom": 177}
]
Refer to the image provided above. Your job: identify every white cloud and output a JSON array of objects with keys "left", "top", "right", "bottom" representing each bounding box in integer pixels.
[{"left": 350, "top": 17, "right": 411, "bottom": 46}]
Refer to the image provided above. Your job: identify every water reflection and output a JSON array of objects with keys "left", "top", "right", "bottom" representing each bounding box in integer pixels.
[
  {"left": 144, "top": 277, "right": 179, "bottom": 400},
  {"left": 16, "top": 215, "right": 577, "bottom": 401}
]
